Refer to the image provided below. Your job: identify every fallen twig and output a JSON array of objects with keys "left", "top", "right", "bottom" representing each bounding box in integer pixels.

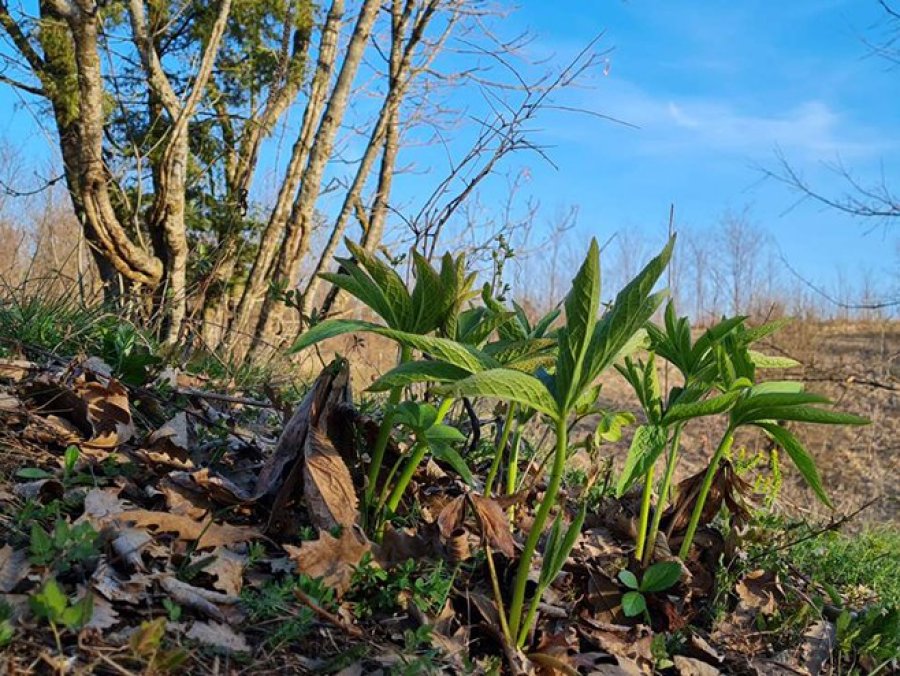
[{"left": 293, "top": 588, "right": 364, "bottom": 638}]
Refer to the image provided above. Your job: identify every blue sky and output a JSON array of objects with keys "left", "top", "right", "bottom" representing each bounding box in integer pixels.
[
  {"left": 479, "top": 0, "right": 900, "bottom": 293},
  {"left": 1, "top": 0, "right": 897, "bottom": 300}
]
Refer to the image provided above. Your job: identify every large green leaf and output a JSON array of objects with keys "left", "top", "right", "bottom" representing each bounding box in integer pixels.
[
  {"left": 640, "top": 561, "right": 682, "bottom": 592},
  {"left": 320, "top": 269, "right": 397, "bottom": 327},
  {"left": 373, "top": 329, "right": 500, "bottom": 373},
  {"left": 748, "top": 350, "right": 801, "bottom": 369},
  {"left": 756, "top": 423, "right": 831, "bottom": 507},
  {"left": 430, "top": 442, "right": 474, "bottom": 486},
  {"left": 662, "top": 389, "right": 743, "bottom": 424},
  {"left": 409, "top": 251, "right": 449, "bottom": 333},
  {"left": 556, "top": 239, "right": 601, "bottom": 409},
  {"left": 435, "top": 369, "right": 559, "bottom": 418},
  {"left": 346, "top": 239, "right": 412, "bottom": 328},
  {"left": 368, "top": 360, "right": 472, "bottom": 392},
  {"left": 581, "top": 237, "right": 672, "bottom": 394},
  {"left": 290, "top": 318, "right": 382, "bottom": 353},
  {"left": 616, "top": 424, "right": 668, "bottom": 497},
  {"left": 738, "top": 404, "right": 870, "bottom": 427}
]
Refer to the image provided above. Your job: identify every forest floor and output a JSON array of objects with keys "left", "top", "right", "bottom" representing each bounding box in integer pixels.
[{"left": 0, "top": 310, "right": 897, "bottom": 675}]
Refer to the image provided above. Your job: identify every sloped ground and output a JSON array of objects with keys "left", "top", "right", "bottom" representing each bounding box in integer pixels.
[{"left": 0, "top": 323, "right": 897, "bottom": 674}]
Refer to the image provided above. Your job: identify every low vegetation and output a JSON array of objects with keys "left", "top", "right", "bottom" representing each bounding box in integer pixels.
[{"left": 0, "top": 240, "right": 896, "bottom": 675}]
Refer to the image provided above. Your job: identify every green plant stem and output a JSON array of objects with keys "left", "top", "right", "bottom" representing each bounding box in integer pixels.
[
  {"left": 507, "top": 427, "right": 523, "bottom": 490},
  {"left": 634, "top": 463, "right": 656, "bottom": 563},
  {"left": 678, "top": 428, "right": 734, "bottom": 559},
  {"left": 642, "top": 424, "right": 683, "bottom": 567},
  {"left": 485, "top": 403, "right": 517, "bottom": 496},
  {"left": 365, "top": 345, "right": 411, "bottom": 506},
  {"left": 509, "top": 415, "right": 568, "bottom": 646},
  {"left": 382, "top": 398, "right": 454, "bottom": 515}
]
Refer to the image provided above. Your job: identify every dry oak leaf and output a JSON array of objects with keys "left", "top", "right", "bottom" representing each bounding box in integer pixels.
[
  {"left": 139, "top": 412, "right": 193, "bottom": 469},
  {"left": 469, "top": 494, "right": 517, "bottom": 557},
  {"left": 191, "top": 547, "right": 247, "bottom": 596},
  {"left": 285, "top": 527, "right": 370, "bottom": 596},
  {"left": 185, "top": 620, "right": 250, "bottom": 654},
  {"left": 76, "top": 378, "right": 135, "bottom": 450},
  {"left": 116, "top": 510, "right": 261, "bottom": 549},
  {"left": 0, "top": 545, "right": 30, "bottom": 592},
  {"left": 303, "top": 425, "right": 359, "bottom": 531},
  {"left": 91, "top": 562, "right": 151, "bottom": 604},
  {"left": 674, "top": 656, "right": 722, "bottom": 676}
]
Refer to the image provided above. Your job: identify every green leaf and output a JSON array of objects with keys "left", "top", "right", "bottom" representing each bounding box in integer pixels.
[
  {"left": 621, "top": 590, "right": 646, "bottom": 617},
  {"left": 740, "top": 405, "right": 870, "bottom": 427},
  {"left": 373, "top": 329, "right": 500, "bottom": 374},
  {"left": 409, "top": 251, "right": 449, "bottom": 333},
  {"left": 556, "top": 239, "right": 601, "bottom": 409},
  {"left": 346, "top": 239, "right": 412, "bottom": 327},
  {"left": 663, "top": 389, "right": 743, "bottom": 424},
  {"left": 748, "top": 350, "right": 801, "bottom": 369},
  {"left": 393, "top": 401, "right": 438, "bottom": 432},
  {"left": 30, "top": 579, "right": 68, "bottom": 622},
  {"left": 617, "top": 569, "right": 639, "bottom": 590},
  {"left": 640, "top": 561, "right": 682, "bottom": 592},
  {"left": 429, "top": 443, "right": 474, "bottom": 486},
  {"left": 757, "top": 423, "right": 831, "bottom": 507},
  {"left": 368, "top": 360, "right": 471, "bottom": 392},
  {"left": 616, "top": 424, "right": 668, "bottom": 497},
  {"left": 580, "top": 236, "right": 673, "bottom": 395},
  {"left": 60, "top": 593, "right": 93, "bottom": 630},
  {"left": 749, "top": 381, "right": 805, "bottom": 396},
  {"left": 15, "top": 467, "right": 54, "bottom": 480},
  {"left": 435, "top": 369, "right": 559, "bottom": 418},
  {"left": 290, "top": 318, "right": 382, "bottom": 353},
  {"left": 426, "top": 423, "right": 466, "bottom": 443}
]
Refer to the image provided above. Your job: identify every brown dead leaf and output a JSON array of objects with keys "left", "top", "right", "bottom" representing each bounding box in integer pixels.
[
  {"left": 116, "top": 510, "right": 261, "bottom": 549},
  {"left": 111, "top": 527, "right": 152, "bottom": 569},
  {"left": 0, "top": 545, "right": 30, "bottom": 592},
  {"left": 303, "top": 426, "right": 358, "bottom": 531},
  {"left": 138, "top": 412, "right": 192, "bottom": 469},
  {"left": 92, "top": 562, "right": 151, "bottom": 604},
  {"left": 193, "top": 547, "right": 247, "bottom": 596},
  {"left": 76, "top": 378, "right": 134, "bottom": 450},
  {"left": 185, "top": 620, "right": 250, "bottom": 654},
  {"left": 674, "top": 656, "right": 722, "bottom": 676},
  {"left": 577, "top": 622, "right": 654, "bottom": 675},
  {"left": 83, "top": 592, "right": 119, "bottom": 631},
  {"left": 285, "top": 527, "right": 370, "bottom": 596},
  {"left": 0, "top": 359, "right": 37, "bottom": 382},
  {"left": 437, "top": 495, "right": 466, "bottom": 538}
]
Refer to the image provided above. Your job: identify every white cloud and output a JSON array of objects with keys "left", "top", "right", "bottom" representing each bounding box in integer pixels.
[{"left": 555, "top": 78, "right": 892, "bottom": 162}]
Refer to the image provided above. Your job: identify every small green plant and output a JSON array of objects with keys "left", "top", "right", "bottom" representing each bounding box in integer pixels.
[
  {"left": 29, "top": 579, "right": 93, "bottom": 652},
  {"left": 29, "top": 519, "right": 101, "bottom": 574},
  {"left": 291, "top": 240, "right": 476, "bottom": 516},
  {"left": 348, "top": 556, "right": 455, "bottom": 619},
  {"left": 162, "top": 599, "right": 182, "bottom": 622},
  {"left": 617, "top": 561, "right": 682, "bottom": 622},
  {"left": 0, "top": 600, "right": 14, "bottom": 649},
  {"left": 378, "top": 400, "right": 468, "bottom": 520},
  {"left": 240, "top": 574, "right": 333, "bottom": 649},
  {"left": 129, "top": 617, "right": 189, "bottom": 673}
]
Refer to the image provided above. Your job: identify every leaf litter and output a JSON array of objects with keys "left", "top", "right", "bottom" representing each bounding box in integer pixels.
[{"left": 0, "top": 353, "right": 886, "bottom": 674}]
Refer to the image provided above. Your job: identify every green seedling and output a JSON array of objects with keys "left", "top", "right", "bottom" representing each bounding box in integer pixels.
[
  {"left": 29, "top": 519, "right": 101, "bottom": 574},
  {"left": 379, "top": 400, "right": 468, "bottom": 519},
  {"left": 291, "top": 239, "right": 476, "bottom": 516},
  {"left": 618, "top": 561, "right": 682, "bottom": 622},
  {"left": 30, "top": 579, "right": 93, "bottom": 653}
]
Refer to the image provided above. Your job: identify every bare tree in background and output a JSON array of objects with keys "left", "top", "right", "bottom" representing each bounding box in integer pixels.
[{"left": 0, "top": 0, "right": 603, "bottom": 354}]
